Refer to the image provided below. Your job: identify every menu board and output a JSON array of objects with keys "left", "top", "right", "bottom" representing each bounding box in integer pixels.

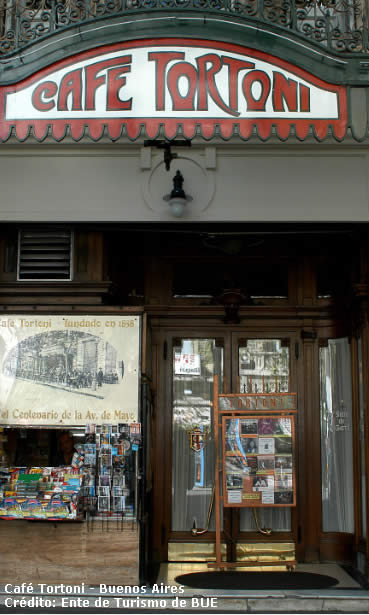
[{"left": 222, "top": 415, "right": 295, "bottom": 507}]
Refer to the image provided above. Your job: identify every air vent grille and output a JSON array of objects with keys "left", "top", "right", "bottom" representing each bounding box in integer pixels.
[{"left": 18, "top": 230, "right": 73, "bottom": 281}]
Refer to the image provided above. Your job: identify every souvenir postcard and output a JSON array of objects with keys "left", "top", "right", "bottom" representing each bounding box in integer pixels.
[{"left": 98, "top": 496, "right": 110, "bottom": 511}]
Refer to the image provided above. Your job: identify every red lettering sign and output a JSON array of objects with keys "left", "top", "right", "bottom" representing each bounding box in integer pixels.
[{"left": 0, "top": 39, "right": 348, "bottom": 142}]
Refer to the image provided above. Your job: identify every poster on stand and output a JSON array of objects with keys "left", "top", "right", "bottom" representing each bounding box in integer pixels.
[{"left": 223, "top": 415, "right": 296, "bottom": 507}]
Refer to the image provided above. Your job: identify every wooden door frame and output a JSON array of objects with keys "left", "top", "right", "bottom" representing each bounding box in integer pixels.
[
  {"left": 150, "top": 320, "right": 309, "bottom": 563},
  {"left": 149, "top": 316, "right": 361, "bottom": 566}
]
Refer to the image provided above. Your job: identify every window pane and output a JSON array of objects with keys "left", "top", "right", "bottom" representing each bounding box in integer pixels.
[
  {"left": 172, "top": 339, "right": 223, "bottom": 531},
  {"left": 320, "top": 338, "right": 354, "bottom": 533},
  {"left": 239, "top": 339, "right": 289, "bottom": 394}
]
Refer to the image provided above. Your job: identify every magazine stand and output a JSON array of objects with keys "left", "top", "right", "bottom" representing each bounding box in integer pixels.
[{"left": 209, "top": 375, "right": 297, "bottom": 570}]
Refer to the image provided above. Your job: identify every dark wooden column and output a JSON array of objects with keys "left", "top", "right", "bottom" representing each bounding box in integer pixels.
[
  {"left": 299, "top": 329, "right": 321, "bottom": 561},
  {"left": 296, "top": 251, "right": 321, "bottom": 561},
  {"left": 352, "top": 282, "right": 369, "bottom": 574}
]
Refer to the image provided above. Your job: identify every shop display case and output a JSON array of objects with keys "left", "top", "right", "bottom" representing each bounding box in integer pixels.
[
  {"left": 0, "top": 422, "right": 140, "bottom": 522},
  {"left": 0, "top": 466, "right": 83, "bottom": 519}
]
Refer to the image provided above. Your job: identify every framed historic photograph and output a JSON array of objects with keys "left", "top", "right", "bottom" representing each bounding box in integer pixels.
[
  {"left": 0, "top": 315, "right": 140, "bottom": 426},
  {"left": 240, "top": 419, "right": 258, "bottom": 435},
  {"left": 275, "top": 436, "right": 292, "bottom": 454},
  {"left": 243, "top": 438, "right": 258, "bottom": 454},
  {"left": 226, "top": 474, "right": 243, "bottom": 489},
  {"left": 257, "top": 455, "right": 275, "bottom": 472}
]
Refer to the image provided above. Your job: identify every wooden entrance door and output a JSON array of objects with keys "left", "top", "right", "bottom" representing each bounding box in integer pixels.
[{"left": 150, "top": 326, "right": 301, "bottom": 565}]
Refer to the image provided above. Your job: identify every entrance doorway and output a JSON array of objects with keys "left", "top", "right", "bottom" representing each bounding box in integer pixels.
[
  {"left": 150, "top": 323, "right": 358, "bottom": 569},
  {"left": 151, "top": 328, "right": 300, "bottom": 565}
]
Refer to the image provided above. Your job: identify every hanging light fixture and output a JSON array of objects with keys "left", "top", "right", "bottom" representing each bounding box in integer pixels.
[{"left": 163, "top": 170, "right": 192, "bottom": 218}]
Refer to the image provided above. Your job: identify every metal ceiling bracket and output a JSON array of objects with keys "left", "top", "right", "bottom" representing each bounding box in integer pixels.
[{"left": 144, "top": 139, "right": 192, "bottom": 171}]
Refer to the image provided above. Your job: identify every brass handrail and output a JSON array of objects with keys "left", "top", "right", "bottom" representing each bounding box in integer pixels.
[
  {"left": 191, "top": 484, "right": 215, "bottom": 536},
  {"left": 252, "top": 507, "right": 272, "bottom": 536}
]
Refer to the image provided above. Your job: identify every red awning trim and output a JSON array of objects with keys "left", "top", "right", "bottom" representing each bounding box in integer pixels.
[{"left": 0, "top": 122, "right": 351, "bottom": 143}]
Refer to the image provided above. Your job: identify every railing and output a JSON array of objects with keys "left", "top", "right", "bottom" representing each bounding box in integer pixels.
[{"left": 0, "top": 0, "right": 368, "bottom": 57}]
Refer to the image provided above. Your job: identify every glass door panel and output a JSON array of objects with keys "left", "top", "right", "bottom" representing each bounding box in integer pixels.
[
  {"left": 172, "top": 339, "right": 223, "bottom": 531},
  {"left": 320, "top": 338, "right": 354, "bottom": 533},
  {"left": 239, "top": 339, "right": 289, "bottom": 394},
  {"left": 238, "top": 339, "right": 291, "bottom": 532}
]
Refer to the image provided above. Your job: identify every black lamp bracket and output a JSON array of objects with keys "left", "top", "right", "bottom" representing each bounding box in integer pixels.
[{"left": 144, "top": 139, "right": 192, "bottom": 171}]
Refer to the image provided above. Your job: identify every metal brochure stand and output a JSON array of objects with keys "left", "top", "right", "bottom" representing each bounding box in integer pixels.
[{"left": 210, "top": 374, "right": 297, "bottom": 570}]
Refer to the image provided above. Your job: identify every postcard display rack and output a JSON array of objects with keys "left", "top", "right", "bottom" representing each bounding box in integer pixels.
[
  {"left": 212, "top": 375, "right": 297, "bottom": 570},
  {"left": 83, "top": 422, "right": 140, "bottom": 523}
]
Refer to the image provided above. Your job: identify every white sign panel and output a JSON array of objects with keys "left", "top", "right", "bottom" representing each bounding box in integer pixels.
[
  {"left": 175, "top": 353, "right": 201, "bottom": 376},
  {"left": 0, "top": 315, "right": 140, "bottom": 425},
  {"left": 227, "top": 490, "right": 242, "bottom": 504},
  {"left": 5, "top": 45, "right": 339, "bottom": 121},
  {"left": 262, "top": 491, "right": 275, "bottom": 504}
]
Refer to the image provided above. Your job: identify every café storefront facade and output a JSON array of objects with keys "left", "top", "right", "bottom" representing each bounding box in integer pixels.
[{"left": 0, "top": 0, "right": 369, "bottom": 585}]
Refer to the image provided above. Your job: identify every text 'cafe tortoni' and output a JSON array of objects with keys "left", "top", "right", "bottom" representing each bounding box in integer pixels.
[{"left": 0, "top": 0, "right": 368, "bottom": 592}]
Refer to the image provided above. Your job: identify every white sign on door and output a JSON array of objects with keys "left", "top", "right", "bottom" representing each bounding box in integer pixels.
[{"left": 175, "top": 353, "right": 201, "bottom": 376}]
